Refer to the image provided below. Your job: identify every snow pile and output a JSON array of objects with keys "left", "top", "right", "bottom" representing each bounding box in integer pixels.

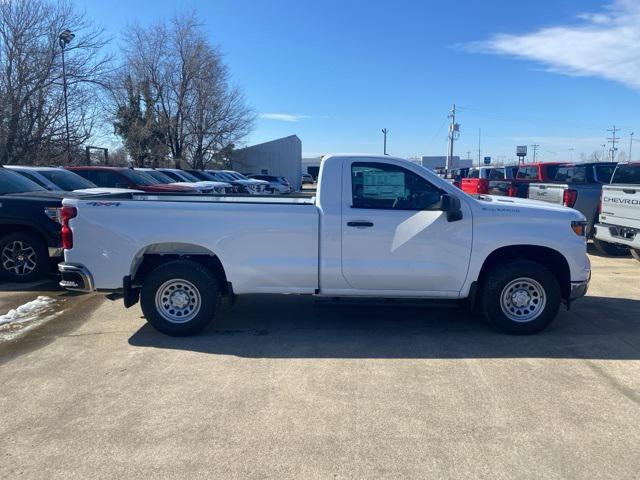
[{"left": 0, "top": 296, "right": 56, "bottom": 326}]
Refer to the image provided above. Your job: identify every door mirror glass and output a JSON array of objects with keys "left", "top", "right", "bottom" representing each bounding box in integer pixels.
[{"left": 439, "top": 194, "right": 463, "bottom": 222}]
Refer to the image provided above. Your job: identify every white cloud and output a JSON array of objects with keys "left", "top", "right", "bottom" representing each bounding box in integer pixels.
[
  {"left": 260, "top": 113, "right": 310, "bottom": 122},
  {"left": 462, "top": 0, "right": 640, "bottom": 90}
]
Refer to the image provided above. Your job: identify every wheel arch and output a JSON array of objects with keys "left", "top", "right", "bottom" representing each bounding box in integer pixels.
[
  {"left": 131, "top": 242, "right": 229, "bottom": 295},
  {"left": 477, "top": 245, "right": 571, "bottom": 300}
]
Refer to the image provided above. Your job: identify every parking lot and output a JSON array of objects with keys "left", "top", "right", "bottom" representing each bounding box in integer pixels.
[{"left": 0, "top": 249, "right": 638, "bottom": 479}]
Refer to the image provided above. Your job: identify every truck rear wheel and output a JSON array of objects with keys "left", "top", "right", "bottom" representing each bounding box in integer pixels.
[
  {"left": 481, "top": 260, "right": 561, "bottom": 334},
  {"left": 592, "top": 238, "right": 629, "bottom": 257},
  {"left": 0, "top": 231, "right": 49, "bottom": 283},
  {"left": 140, "top": 260, "right": 219, "bottom": 336},
  {"left": 631, "top": 249, "right": 640, "bottom": 262}
]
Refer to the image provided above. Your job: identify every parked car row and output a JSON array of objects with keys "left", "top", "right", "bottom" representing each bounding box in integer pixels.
[
  {"left": 441, "top": 161, "right": 640, "bottom": 260},
  {"left": 0, "top": 164, "right": 295, "bottom": 282}
]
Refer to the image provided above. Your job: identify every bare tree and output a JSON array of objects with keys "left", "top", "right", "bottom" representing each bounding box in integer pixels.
[
  {"left": 116, "top": 12, "right": 254, "bottom": 168},
  {"left": 0, "top": 0, "right": 111, "bottom": 165}
]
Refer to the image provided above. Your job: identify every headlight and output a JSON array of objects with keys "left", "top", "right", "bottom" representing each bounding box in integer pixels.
[{"left": 571, "top": 221, "right": 587, "bottom": 237}]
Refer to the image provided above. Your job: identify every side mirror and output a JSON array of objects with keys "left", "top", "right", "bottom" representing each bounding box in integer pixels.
[{"left": 440, "top": 194, "right": 463, "bottom": 222}]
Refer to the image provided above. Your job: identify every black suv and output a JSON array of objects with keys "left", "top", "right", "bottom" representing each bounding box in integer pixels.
[{"left": 0, "top": 169, "right": 66, "bottom": 282}]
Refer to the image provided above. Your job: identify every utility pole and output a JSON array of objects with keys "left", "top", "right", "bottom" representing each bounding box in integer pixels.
[
  {"left": 601, "top": 144, "right": 607, "bottom": 162},
  {"left": 569, "top": 148, "right": 575, "bottom": 163},
  {"left": 531, "top": 144, "right": 540, "bottom": 162},
  {"left": 607, "top": 125, "right": 621, "bottom": 161},
  {"left": 477, "top": 128, "right": 481, "bottom": 168},
  {"left": 381, "top": 128, "right": 388, "bottom": 155},
  {"left": 467, "top": 151, "right": 471, "bottom": 161},
  {"left": 630, "top": 132, "right": 634, "bottom": 162},
  {"left": 446, "top": 104, "right": 459, "bottom": 170}
]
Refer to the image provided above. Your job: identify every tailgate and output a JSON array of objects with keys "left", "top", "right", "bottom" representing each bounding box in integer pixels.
[
  {"left": 601, "top": 185, "right": 640, "bottom": 229},
  {"left": 528, "top": 183, "right": 566, "bottom": 205}
]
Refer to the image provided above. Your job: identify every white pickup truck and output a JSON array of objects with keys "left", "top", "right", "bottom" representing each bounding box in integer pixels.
[
  {"left": 58, "top": 155, "right": 591, "bottom": 336},
  {"left": 595, "top": 162, "right": 640, "bottom": 261}
]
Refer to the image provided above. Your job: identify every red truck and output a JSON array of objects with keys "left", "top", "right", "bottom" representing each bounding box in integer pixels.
[
  {"left": 461, "top": 167, "right": 502, "bottom": 195},
  {"left": 488, "top": 162, "right": 566, "bottom": 198}
]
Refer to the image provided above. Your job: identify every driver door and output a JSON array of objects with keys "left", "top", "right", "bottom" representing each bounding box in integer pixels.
[{"left": 341, "top": 161, "right": 472, "bottom": 294}]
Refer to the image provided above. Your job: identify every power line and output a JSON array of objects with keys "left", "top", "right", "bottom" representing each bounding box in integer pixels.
[
  {"left": 531, "top": 144, "right": 540, "bottom": 162},
  {"left": 607, "top": 125, "right": 621, "bottom": 161}
]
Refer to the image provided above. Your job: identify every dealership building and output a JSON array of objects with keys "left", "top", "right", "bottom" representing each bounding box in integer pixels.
[{"left": 232, "top": 135, "right": 303, "bottom": 190}]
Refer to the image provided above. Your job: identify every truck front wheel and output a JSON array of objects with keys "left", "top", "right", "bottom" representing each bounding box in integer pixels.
[
  {"left": 481, "top": 261, "right": 561, "bottom": 334},
  {"left": 140, "top": 260, "right": 219, "bottom": 336}
]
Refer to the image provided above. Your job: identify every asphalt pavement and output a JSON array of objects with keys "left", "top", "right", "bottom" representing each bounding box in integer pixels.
[{"left": 0, "top": 251, "right": 638, "bottom": 479}]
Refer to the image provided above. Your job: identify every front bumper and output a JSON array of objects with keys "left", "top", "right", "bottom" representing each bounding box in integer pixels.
[
  {"left": 569, "top": 276, "right": 590, "bottom": 301},
  {"left": 58, "top": 263, "right": 95, "bottom": 292}
]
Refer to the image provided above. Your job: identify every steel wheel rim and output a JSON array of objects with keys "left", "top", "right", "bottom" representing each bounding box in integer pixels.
[
  {"left": 154, "top": 279, "right": 202, "bottom": 324},
  {"left": 1, "top": 241, "right": 37, "bottom": 276},
  {"left": 500, "top": 277, "right": 547, "bottom": 323}
]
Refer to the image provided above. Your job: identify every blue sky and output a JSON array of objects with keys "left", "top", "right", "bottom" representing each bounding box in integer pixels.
[{"left": 83, "top": 0, "right": 640, "bottom": 162}]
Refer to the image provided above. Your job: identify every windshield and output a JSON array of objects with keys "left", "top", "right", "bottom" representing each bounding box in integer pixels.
[
  {"left": 176, "top": 170, "right": 201, "bottom": 182},
  {"left": 595, "top": 165, "right": 616, "bottom": 183},
  {"left": 120, "top": 169, "right": 158, "bottom": 186},
  {"left": 39, "top": 169, "right": 96, "bottom": 190},
  {"left": 0, "top": 169, "right": 47, "bottom": 194},
  {"left": 554, "top": 166, "right": 586, "bottom": 184},
  {"left": 214, "top": 172, "right": 236, "bottom": 182},
  {"left": 611, "top": 164, "right": 640, "bottom": 184},
  {"left": 143, "top": 170, "right": 174, "bottom": 184},
  {"left": 225, "top": 171, "right": 248, "bottom": 180}
]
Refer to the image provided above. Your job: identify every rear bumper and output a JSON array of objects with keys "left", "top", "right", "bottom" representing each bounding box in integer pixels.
[
  {"left": 58, "top": 263, "right": 95, "bottom": 292},
  {"left": 595, "top": 223, "right": 640, "bottom": 249}
]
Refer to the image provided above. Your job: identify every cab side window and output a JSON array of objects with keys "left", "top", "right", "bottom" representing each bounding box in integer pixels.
[{"left": 351, "top": 162, "right": 442, "bottom": 210}]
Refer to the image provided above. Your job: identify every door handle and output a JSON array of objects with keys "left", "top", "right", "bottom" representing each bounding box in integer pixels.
[{"left": 347, "top": 221, "right": 374, "bottom": 228}]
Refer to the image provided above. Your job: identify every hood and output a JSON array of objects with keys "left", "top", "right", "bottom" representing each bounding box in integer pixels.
[
  {"left": 72, "top": 188, "right": 144, "bottom": 195},
  {"left": 475, "top": 194, "right": 586, "bottom": 221},
  {"left": 145, "top": 184, "right": 195, "bottom": 192},
  {"left": 3, "top": 190, "right": 66, "bottom": 200}
]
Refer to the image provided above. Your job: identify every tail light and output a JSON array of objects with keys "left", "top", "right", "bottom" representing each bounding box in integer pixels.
[
  {"left": 507, "top": 185, "right": 518, "bottom": 197},
  {"left": 60, "top": 206, "right": 77, "bottom": 249},
  {"left": 476, "top": 179, "right": 489, "bottom": 194},
  {"left": 598, "top": 190, "right": 603, "bottom": 214},
  {"left": 563, "top": 189, "right": 578, "bottom": 208}
]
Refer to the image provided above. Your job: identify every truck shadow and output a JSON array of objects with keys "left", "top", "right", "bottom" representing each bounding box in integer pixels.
[{"left": 128, "top": 295, "right": 640, "bottom": 360}]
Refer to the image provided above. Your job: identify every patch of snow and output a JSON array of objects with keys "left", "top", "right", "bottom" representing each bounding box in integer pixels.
[{"left": 0, "top": 296, "right": 56, "bottom": 326}]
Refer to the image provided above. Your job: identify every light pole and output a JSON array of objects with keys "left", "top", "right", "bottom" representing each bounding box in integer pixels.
[
  {"left": 59, "top": 29, "right": 75, "bottom": 162},
  {"left": 381, "top": 128, "right": 388, "bottom": 155},
  {"left": 630, "top": 132, "right": 634, "bottom": 162}
]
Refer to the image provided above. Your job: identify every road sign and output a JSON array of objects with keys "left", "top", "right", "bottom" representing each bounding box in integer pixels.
[
  {"left": 484, "top": 157, "right": 491, "bottom": 165},
  {"left": 517, "top": 145, "right": 527, "bottom": 156}
]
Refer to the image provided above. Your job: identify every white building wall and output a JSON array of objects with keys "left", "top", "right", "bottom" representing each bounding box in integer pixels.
[{"left": 232, "top": 135, "right": 303, "bottom": 190}]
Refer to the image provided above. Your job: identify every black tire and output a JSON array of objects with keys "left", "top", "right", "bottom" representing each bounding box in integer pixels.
[
  {"left": 631, "top": 249, "right": 640, "bottom": 262},
  {"left": 140, "top": 260, "right": 219, "bottom": 336},
  {"left": 481, "top": 260, "right": 561, "bottom": 335},
  {"left": 592, "top": 238, "right": 629, "bottom": 257},
  {"left": 0, "top": 231, "right": 49, "bottom": 282}
]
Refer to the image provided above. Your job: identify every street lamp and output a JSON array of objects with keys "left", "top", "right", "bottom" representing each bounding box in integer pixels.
[
  {"left": 381, "top": 128, "right": 388, "bottom": 155},
  {"left": 59, "top": 29, "right": 75, "bottom": 162}
]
